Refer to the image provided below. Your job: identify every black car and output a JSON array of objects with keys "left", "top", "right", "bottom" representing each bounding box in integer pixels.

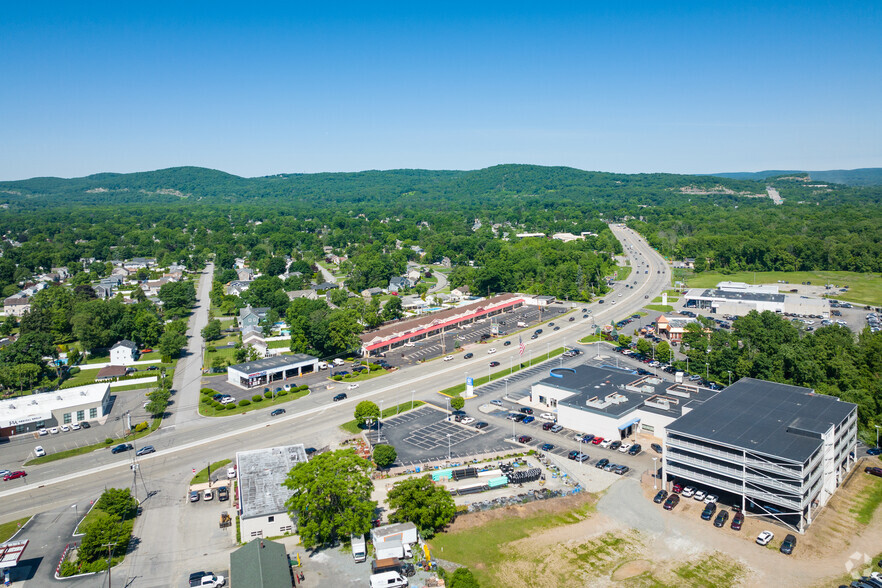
[
  {"left": 653, "top": 490, "right": 668, "bottom": 504},
  {"left": 609, "top": 441, "right": 622, "bottom": 451},
  {"left": 520, "top": 407, "right": 534, "bottom": 415},
  {"left": 663, "top": 494, "right": 680, "bottom": 510},
  {"left": 780, "top": 534, "right": 797, "bottom": 555},
  {"left": 651, "top": 443, "right": 662, "bottom": 454},
  {"left": 305, "top": 447, "right": 317, "bottom": 456},
  {"left": 489, "top": 361, "right": 500, "bottom": 367},
  {"left": 595, "top": 458, "right": 609, "bottom": 469},
  {"left": 217, "top": 486, "right": 229, "bottom": 501},
  {"left": 540, "top": 443, "right": 555, "bottom": 451},
  {"left": 535, "top": 329, "right": 543, "bottom": 334},
  {"left": 111, "top": 443, "right": 133, "bottom": 454},
  {"left": 569, "top": 317, "right": 575, "bottom": 321},
  {"left": 189, "top": 572, "right": 211, "bottom": 587},
  {"left": 713, "top": 510, "right": 729, "bottom": 527},
  {"left": 542, "top": 422, "right": 554, "bottom": 431},
  {"left": 701, "top": 503, "right": 717, "bottom": 521},
  {"left": 503, "top": 341, "right": 511, "bottom": 346},
  {"left": 80, "top": 421, "right": 91, "bottom": 429},
  {"left": 463, "top": 353, "right": 474, "bottom": 359},
  {"left": 474, "top": 422, "right": 488, "bottom": 429},
  {"left": 517, "top": 435, "right": 532, "bottom": 443},
  {"left": 512, "top": 414, "right": 526, "bottom": 422},
  {"left": 333, "top": 393, "right": 347, "bottom": 401},
  {"left": 568, "top": 450, "right": 580, "bottom": 460},
  {"left": 271, "top": 408, "right": 286, "bottom": 416},
  {"left": 628, "top": 444, "right": 642, "bottom": 456}
]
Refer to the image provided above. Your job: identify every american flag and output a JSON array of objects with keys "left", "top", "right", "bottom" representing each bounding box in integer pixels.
[{"left": 518, "top": 334, "right": 526, "bottom": 356}]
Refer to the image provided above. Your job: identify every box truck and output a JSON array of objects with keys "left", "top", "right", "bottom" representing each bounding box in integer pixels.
[
  {"left": 371, "top": 522, "right": 419, "bottom": 547},
  {"left": 351, "top": 534, "right": 367, "bottom": 563},
  {"left": 374, "top": 540, "right": 411, "bottom": 560}
]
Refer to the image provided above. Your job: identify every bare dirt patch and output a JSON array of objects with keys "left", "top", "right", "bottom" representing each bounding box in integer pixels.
[
  {"left": 445, "top": 491, "right": 594, "bottom": 534},
  {"left": 611, "top": 559, "right": 652, "bottom": 581}
]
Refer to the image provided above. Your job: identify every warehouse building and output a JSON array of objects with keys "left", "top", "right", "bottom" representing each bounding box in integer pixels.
[
  {"left": 683, "top": 281, "right": 829, "bottom": 317},
  {"left": 664, "top": 378, "right": 858, "bottom": 533},
  {"left": 527, "top": 365, "right": 718, "bottom": 441},
  {"left": 0, "top": 383, "right": 112, "bottom": 438},
  {"left": 226, "top": 354, "right": 318, "bottom": 389},
  {"left": 237, "top": 444, "right": 308, "bottom": 540}
]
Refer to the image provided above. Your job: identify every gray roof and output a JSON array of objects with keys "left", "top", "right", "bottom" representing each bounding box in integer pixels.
[
  {"left": 237, "top": 444, "right": 308, "bottom": 518},
  {"left": 689, "top": 288, "right": 785, "bottom": 303},
  {"left": 667, "top": 378, "right": 856, "bottom": 463},
  {"left": 228, "top": 354, "right": 317, "bottom": 374},
  {"left": 112, "top": 339, "right": 138, "bottom": 351}
]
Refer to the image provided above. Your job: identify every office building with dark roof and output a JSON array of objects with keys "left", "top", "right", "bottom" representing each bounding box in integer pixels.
[{"left": 664, "top": 378, "right": 857, "bottom": 533}]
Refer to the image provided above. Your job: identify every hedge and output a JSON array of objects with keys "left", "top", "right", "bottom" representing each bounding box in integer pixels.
[
  {"left": 264, "top": 391, "right": 273, "bottom": 399},
  {"left": 238, "top": 399, "right": 251, "bottom": 407},
  {"left": 225, "top": 403, "right": 237, "bottom": 410},
  {"left": 134, "top": 422, "right": 148, "bottom": 433},
  {"left": 251, "top": 395, "right": 263, "bottom": 402}
]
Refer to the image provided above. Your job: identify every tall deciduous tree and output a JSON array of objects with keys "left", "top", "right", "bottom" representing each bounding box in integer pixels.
[
  {"left": 354, "top": 401, "right": 380, "bottom": 428},
  {"left": 386, "top": 475, "right": 455, "bottom": 538},
  {"left": 283, "top": 449, "right": 376, "bottom": 548}
]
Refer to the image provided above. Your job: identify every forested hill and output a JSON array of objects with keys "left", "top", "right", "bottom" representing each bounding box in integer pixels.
[
  {"left": 713, "top": 167, "right": 882, "bottom": 186},
  {"left": 0, "top": 164, "right": 769, "bottom": 209}
]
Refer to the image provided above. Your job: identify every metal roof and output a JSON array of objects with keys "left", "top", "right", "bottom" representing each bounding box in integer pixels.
[
  {"left": 667, "top": 378, "right": 856, "bottom": 463},
  {"left": 227, "top": 354, "right": 317, "bottom": 375},
  {"left": 237, "top": 444, "right": 308, "bottom": 518}
]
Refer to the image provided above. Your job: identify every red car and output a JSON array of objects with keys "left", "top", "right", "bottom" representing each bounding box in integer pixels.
[
  {"left": 517, "top": 435, "right": 532, "bottom": 444},
  {"left": 672, "top": 482, "right": 684, "bottom": 493},
  {"left": 141, "top": 348, "right": 153, "bottom": 353},
  {"left": 4, "top": 471, "right": 26, "bottom": 481},
  {"left": 591, "top": 436, "right": 604, "bottom": 445}
]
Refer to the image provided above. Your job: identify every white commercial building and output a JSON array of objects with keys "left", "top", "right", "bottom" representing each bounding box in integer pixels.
[
  {"left": 683, "top": 281, "right": 830, "bottom": 317},
  {"left": 237, "top": 444, "right": 308, "bottom": 540},
  {"left": 528, "top": 365, "right": 718, "bottom": 441},
  {"left": 227, "top": 354, "right": 318, "bottom": 389},
  {"left": 0, "top": 383, "right": 112, "bottom": 438}
]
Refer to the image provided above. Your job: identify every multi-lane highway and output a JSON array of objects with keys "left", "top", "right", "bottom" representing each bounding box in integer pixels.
[{"left": 0, "top": 224, "right": 669, "bottom": 586}]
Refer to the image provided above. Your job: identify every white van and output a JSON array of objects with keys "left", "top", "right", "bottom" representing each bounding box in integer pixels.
[
  {"left": 517, "top": 321, "right": 527, "bottom": 327},
  {"left": 333, "top": 358, "right": 346, "bottom": 367},
  {"left": 369, "top": 571, "right": 408, "bottom": 588},
  {"left": 226, "top": 466, "right": 237, "bottom": 479},
  {"left": 317, "top": 361, "right": 329, "bottom": 370}
]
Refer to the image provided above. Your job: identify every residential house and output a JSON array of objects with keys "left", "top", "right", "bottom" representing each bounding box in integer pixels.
[
  {"left": 311, "top": 282, "right": 338, "bottom": 292},
  {"left": 237, "top": 268, "right": 255, "bottom": 282},
  {"left": 3, "top": 295, "right": 30, "bottom": 317},
  {"left": 242, "top": 332, "right": 268, "bottom": 358},
  {"left": 286, "top": 289, "right": 318, "bottom": 301},
  {"left": 388, "top": 276, "right": 412, "bottom": 294},
  {"left": 110, "top": 340, "right": 139, "bottom": 365},
  {"left": 440, "top": 257, "right": 452, "bottom": 268},
  {"left": 450, "top": 286, "right": 470, "bottom": 301},
  {"left": 361, "top": 287, "right": 384, "bottom": 298},
  {"left": 229, "top": 538, "right": 295, "bottom": 588},
  {"left": 406, "top": 269, "right": 422, "bottom": 284},
  {"left": 93, "top": 285, "right": 113, "bottom": 299},
  {"left": 96, "top": 365, "right": 128, "bottom": 380},
  {"left": 239, "top": 306, "right": 269, "bottom": 334},
  {"left": 142, "top": 278, "right": 171, "bottom": 297},
  {"left": 225, "top": 281, "right": 252, "bottom": 296}
]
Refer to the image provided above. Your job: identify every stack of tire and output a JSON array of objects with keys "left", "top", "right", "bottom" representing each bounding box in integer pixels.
[
  {"left": 452, "top": 468, "right": 478, "bottom": 481},
  {"left": 506, "top": 468, "right": 542, "bottom": 484}
]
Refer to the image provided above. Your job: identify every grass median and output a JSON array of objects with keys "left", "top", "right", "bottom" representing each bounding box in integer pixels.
[
  {"left": 199, "top": 388, "right": 310, "bottom": 417},
  {"left": 190, "top": 459, "right": 232, "bottom": 485},
  {"left": 0, "top": 517, "right": 30, "bottom": 542},
  {"left": 439, "top": 347, "right": 565, "bottom": 398},
  {"left": 340, "top": 401, "right": 426, "bottom": 434}
]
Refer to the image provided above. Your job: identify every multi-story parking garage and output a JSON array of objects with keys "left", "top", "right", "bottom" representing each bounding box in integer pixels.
[{"left": 664, "top": 378, "right": 858, "bottom": 533}]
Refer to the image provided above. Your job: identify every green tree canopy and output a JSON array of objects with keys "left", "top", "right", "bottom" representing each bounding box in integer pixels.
[
  {"left": 283, "top": 449, "right": 376, "bottom": 548},
  {"left": 354, "top": 401, "right": 380, "bottom": 428},
  {"left": 372, "top": 444, "right": 397, "bottom": 469},
  {"left": 386, "top": 475, "right": 456, "bottom": 538}
]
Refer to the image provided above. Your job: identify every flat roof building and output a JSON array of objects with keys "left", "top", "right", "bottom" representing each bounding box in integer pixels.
[
  {"left": 528, "top": 365, "right": 718, "bottom": 441},
  {"left": 227, "top": 354, "right": 318, "bottom": 390},
  {"left": 684, "top": 281, "right": 829, "bottom": 318},
  {"left": 237, "top": 444, "right": 308, "bottom": 540},
  {"left": 0, "top": 383, "right": 111, "bottom": 438},
  {"left": 665, "top": 378, "right": 857, "bottom": 533}
]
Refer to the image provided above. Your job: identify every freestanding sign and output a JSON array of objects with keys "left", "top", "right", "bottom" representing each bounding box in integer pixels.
[{"left": 465, "top": 377, "right": 474, "bottom": 397}]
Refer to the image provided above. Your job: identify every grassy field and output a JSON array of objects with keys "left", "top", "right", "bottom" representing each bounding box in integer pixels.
[
  {"left": 851, "top": 476, "right": 882, "bottom": 525},
  {"left": 644, "top": 304, "right": 674, "bottom": 313},
  {"left": 199, "top": 388, "right": 310, "bottom": 417},
  {"left": 25, "top": 418, "right": 161, "bottom": 465},
  {"left": 0, "top": 517, "right": 30, "bottom": 543},
  {"left": 686, "top": 270, "right": 882, "bottom": 306},
  {"left": 578, "top": 334, "right": 602, "bottom": 344},
  {"left": 439, "top": 347, "right": 565, "bottom": 397},
  {"left": 615, "top": 265, "right": 632, "bottom": 281},
  {"left": 340, "top": 401, "right": 425, "bottom": 434},
  {"left": 190, "top": 459, "right": 232, "bottom": 485},
  {"left": 204, "top": 346, "right": 238, "bottom": 369}
]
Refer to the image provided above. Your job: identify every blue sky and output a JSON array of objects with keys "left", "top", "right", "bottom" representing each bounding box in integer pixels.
[{"left": 1, "top": 1, "right": 879, "bottom": 179}]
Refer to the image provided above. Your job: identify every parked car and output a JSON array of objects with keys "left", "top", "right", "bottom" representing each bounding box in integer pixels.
[
  {"left": 71, "top": 423, "right": 81, "bottom": 431},
  {"left": 865, "top": 467, "right": 882, "bottom": 478},
  {"left": 203, "top": 489, "right": 213, "bottom": 501},
  {"left": 189, "top": 491, "right": 200, "bottom": 502},
  {"left": 461, "top": 417, "right": 475, "bottom": 424},
  {"left": 700, "top": 503, "right": 717, "bottom": 521},
  {"left": 603, "top": 462, "right": 617, "bottom": 471},
  {"left": 628, "top": 444, "right": 642, "bottom": 456},
  {"left": 490, "top": 399, "right": 503, "bottom": 407},
  {"left": 595, "top": 458, "right": 609, "bottom": 469},
  {"left": 671, "top": 482, "right": 684, "bottom": 493},
  {"left": 520, "top": 407, "right": 534, "bottom": 415},
  {"left": 731, "top": 511, "right": 744, "bottom": 530},
  {"left": 713, "top": 510, "right": 729, "bottom": 527},
  {"left": 539, "top": 412, "right": 555, "bottom": 421},
  {"left": 550, "top": 424, "right": 563, "bottom": 433},
  {"left": 474, "top": 422, "right": 488, "bottom": 429},
  {"left": 704, "top": 494, "right": 719, "bottom": 504},
  {"left": 333, "top": 393, "right": 347, "bottom": 401},
  {"left": 592, "top": 436, "right": 604, "bottom": 445},
  {"left": 663, "top": 494, "right": 680, "bottom": 510},
  {"left": 521, "top": 416, "right": 535, "bottom": 424},
  {"left": 617, "top": 443, "right": 632, "bottom": 453},
  {"left": 614, "top": 465, "right": 629, "bottom": 475},
  {"left": 218, "top": 486, "right": 229, "bottom": 501},
  {"left": 779, "top": 533, "right": 797, "bottom": 555},
  {"left": 3, "top": 471, "right": 26, "bottom": 481},
  {"left": 567, "top": 451, "right": 580, "bottom": 460},
  {"left": 609, "top": 441, "right": 622, "bottom": 451},
  {"left": 540, "top": 443, "right": 555, "bottom": 451},
  {"left": 682, "top": 486, "right": 696, "bottom": 497},
  {"left": 542, "top": 422, "right": 554, "bottom": 431},
  {"left": 651, "top": 443, "right": 663, "bottom": 454},
  {"left": 693, "top": 489, "right": 707, "bottom": 501},
  {"left": 136, "top": 445, "right": 155, "bottom": 456},
  {"left": 867, "top": 447, "right": 882, "bottom": 456},
  {"left": 81, "top": 421, "right": 91, "bottom": 429},
  {"left": 755, "top": 530, "right": 774, "bottom": 546},
  {"left": 517, "top": 435, "right": 532, "bottom": 444},
  {"left": 653, "top": 490, "right": 668, "bottom": 504},
  {"left": 34, "top": 446, "right": 46, "bottom": 457}
]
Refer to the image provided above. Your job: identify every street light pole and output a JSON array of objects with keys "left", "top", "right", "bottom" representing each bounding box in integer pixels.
[
  {"left": 727, "top": 371, "right": 732, "bottom": 386},
  {"left": 447, "top": 434, "right": 451, "bottom": 462},
  {"left": 652, "top": 457, "right": 658, "bottom": 490}
]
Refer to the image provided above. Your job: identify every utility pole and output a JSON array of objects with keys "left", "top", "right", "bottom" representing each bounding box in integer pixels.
[{"left": 102, "top": 542, "right": 117, "bottom": 588}]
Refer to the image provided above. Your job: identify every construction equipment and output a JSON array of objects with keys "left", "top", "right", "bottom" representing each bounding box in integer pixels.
[{"left": 219, "top": 511, "right": 232, "bottom": 528}]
